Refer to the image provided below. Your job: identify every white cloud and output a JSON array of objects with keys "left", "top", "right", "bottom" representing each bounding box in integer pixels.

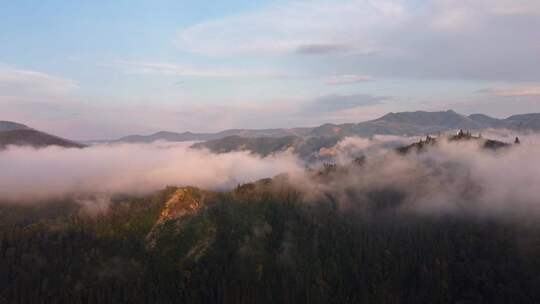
[
  {"left": 0, "top": 143, "right": 303, "bottom": 202},
  {"left": 0, "top": 64, "right": 78, "bottom": 97},
  {"left": 176, "top": 0, "right": 404, "bottom": 56},
  {"left": 175, "top": 0, "right": 540, "bottom": 81}
]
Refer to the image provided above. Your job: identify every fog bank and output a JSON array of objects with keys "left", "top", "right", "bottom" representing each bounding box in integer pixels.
[
  {"left": 291, "top": 134, "right": 540, "bottom": 217},
  {"left": 0, "top": 142, "right": 303, "bottom": 203}
]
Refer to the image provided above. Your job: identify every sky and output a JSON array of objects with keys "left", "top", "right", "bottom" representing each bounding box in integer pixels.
[{"left": 1, "top": 0, "right": 540, "bottom": 140}]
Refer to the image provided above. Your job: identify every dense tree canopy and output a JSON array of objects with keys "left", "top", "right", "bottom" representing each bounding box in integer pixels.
[{"left": 1, "top": 178, "right": 540, "bottom": 304}]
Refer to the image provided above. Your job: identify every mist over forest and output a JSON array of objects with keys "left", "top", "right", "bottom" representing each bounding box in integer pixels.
[
  {"left": 3, "top": 0, "right": 540, "bottom": 302},
  {"left": 2, "top": 128, "right": 540, "bottom": 303}
]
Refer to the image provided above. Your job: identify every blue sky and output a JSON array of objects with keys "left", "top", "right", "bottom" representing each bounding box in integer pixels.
[{"left": 1, "top": 0, "right": 540, "bottom": 139}]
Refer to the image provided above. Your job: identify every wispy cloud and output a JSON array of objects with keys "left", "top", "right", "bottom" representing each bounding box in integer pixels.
[
  {"left": 175, "top": 0, "right": 540, "bottom": 81},
  {"left": 0, "top": 64, "right": 78, "bottom": 97},
  {"left": 304, "top": 93, "right": 391, "bottom": 114},
  {"left": 113, "top": 60, "right": 251, "bottom": 78},
  {"left": 111, "top": 60, "right": 301, "bottom": 79},
  {"left": 176, "top": 0, "right": 400, "bottom": 56},
  {"left": 326, "top": 74, "right": 374, "bottom": 85},
  {"left": 477, "top": 85, "right": 540, "bottom": 97},
  {"left": 295, "top": 43, "right": 355, "bottom": 55}
]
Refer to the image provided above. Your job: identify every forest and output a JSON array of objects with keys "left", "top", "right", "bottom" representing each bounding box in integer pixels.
[{"left": 1, "top": 166, "right": 540, "bottom": 304}]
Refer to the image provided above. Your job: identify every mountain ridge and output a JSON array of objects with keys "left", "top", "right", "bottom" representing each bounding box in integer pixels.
[
  {"left": 0, "top": 129, "right": 86, "bottom": 149},
  {"left": 0, "top": 121, "right": 30, "bottom": 132},
  {"left": 4, "top": 110, "right": 540, "bottom": 148},
  {"left": 96, "top": 110, "right": 540, "bottom": 144},
  {"left": 0, "top": 121, "right": 86, "bottom": 149}
]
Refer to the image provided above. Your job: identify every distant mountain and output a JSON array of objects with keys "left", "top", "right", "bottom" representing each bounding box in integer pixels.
[
  {"left": 192, "top": 135, "right": 342, "bottom": 160},
  {"left": 115, "top": 131, "right": 214, "bottom": 143},
  {"left": 192, "top": 135, "right": 300, "bottom": 156},
  {"left": 102, "top": 127, "right": 313, "bottom": 144},
  {"left": 0, "top": 121, "right": 30, "bottom": 132},
  {"left": 292, "top": 110, "right": 493, "bottom": 138},
  {"left": 468, "top": 114, "right": 506, "bottom": 128},
  {"left": 193, "top": 129, "right": 515, "bottom": 159},
  {"left": 0, "top": 124, "right": 85, "bottom": 149},
  {"left": 103, "top": 110, "right": 540, "bottom": 145},
  {"left": 504, "top": 113, "right": 540, "bottom": 130}
]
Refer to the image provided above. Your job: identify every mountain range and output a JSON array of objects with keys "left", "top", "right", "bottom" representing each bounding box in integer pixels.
[
  {"left": 2, "top": 110, "right": 540, "bottom": 149},
  {"left": 96, "top": 110, "right": 540, "bottom": 144}
]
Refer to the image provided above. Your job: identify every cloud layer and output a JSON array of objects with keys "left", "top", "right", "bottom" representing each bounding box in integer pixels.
[
  {"left": 0, "top": 142, "right": 303, "bottom": 203},
  {"left": 2, "top": 132, "right": 540, "bottom": 220},
  {"left": 290, "top": 134, "right": 540, "bottom": 218},
  {"left": 177, "top": 0, "right": 540, "bottom": 81}
]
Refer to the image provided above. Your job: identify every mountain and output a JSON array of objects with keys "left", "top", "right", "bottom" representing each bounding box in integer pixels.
[
  {"left": 0, "top": 125, "right": 85, "bottom": 149},
  {"left": 103, "top": 110, "right": 540, "bottom": 145},
  {"left": 192, "top": 135, "right": 300, "bottom": 156},
  {"left": 305, "top": 110, "right": 474, "bottom": 138},
  {"left": 0, "top": 121, "right": 29, "bottom": 132},
  {"left": 192, "top": 135, "right": 343, "bottom": 160},
  {"left": 115, "top": 131, "right": 214, "bottom": 143},
  {"left": 194, "top": 129, "right": 515, "bottom": 158},
  {"left": 102, "top": 127, "right": 313, "bottom": 144},
  {"left": 504, "top": 113, "right": 540, "bottom": 130},
  {"left": 468, "top": 114, "right": 507, "bottom": 128}
]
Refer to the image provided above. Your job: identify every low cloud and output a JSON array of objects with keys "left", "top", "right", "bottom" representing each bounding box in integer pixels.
[
  {"left": 289, "top": 133, "right": 540, "bottom": 218},
  {"left": 0, "top": 142, "right": 303, "bottom": 203},
  {"left": 3, "top": 133, "right": 540, "bottom": 219}
]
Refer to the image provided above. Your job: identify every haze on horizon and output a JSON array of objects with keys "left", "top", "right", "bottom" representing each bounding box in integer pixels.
[{"left": 2, "top": 0, "right": 540, "bottom": 140}]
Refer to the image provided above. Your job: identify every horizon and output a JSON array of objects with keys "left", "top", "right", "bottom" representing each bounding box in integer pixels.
[
  {"left": 4, "top": 108, "right": 539, "bottom": 141},
  {"left": 2, "top": 1, "right": 540, "bottom": 140}
]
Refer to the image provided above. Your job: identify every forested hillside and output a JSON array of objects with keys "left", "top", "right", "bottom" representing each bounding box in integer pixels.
[{"left": 2, "top": 167, "right": 540, "bottom": 303}]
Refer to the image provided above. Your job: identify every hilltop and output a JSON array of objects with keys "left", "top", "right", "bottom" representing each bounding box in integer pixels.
[
  {"left": 0, "top": 122, "right": 85, "bottom": 149},
  {"left": 396, "top": 130, "right": 513, "bottom": 154}
]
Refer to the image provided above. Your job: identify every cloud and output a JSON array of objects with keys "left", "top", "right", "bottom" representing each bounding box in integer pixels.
[
  {"left": 304, "top": 94, "right": 390, "bottom": 113},
  {"left": 295, "top": 43, "right": 354, "bottom": 55},
  {"left": 477, "top": 85, "right": 540, "bottom": 97},
  {"left": 326, "top": 74, "right": 373, "bottom": 85},
  {"left": 0, "top": 142, "right": 303, "bottom": 203},
  {"left": 176, "top": 0, "right": 400, "bottom": 56},
  {"left": 0, "top": 64, "right": 78, "bottom": 98},
  {"left": 5, "top": 132, "right": 540, "bottom": 219},
  {"left": 112, "top": 60, "right": 253, "bottom": 78},
  {"left": 175, "top": 0, "right": 540, "bottom": 81},
  {"left": 111, "top": 59, "right": 308, "bottom": 79},
  {"left": 289, "top": 133, "right": 540, "bottom": 217}
]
